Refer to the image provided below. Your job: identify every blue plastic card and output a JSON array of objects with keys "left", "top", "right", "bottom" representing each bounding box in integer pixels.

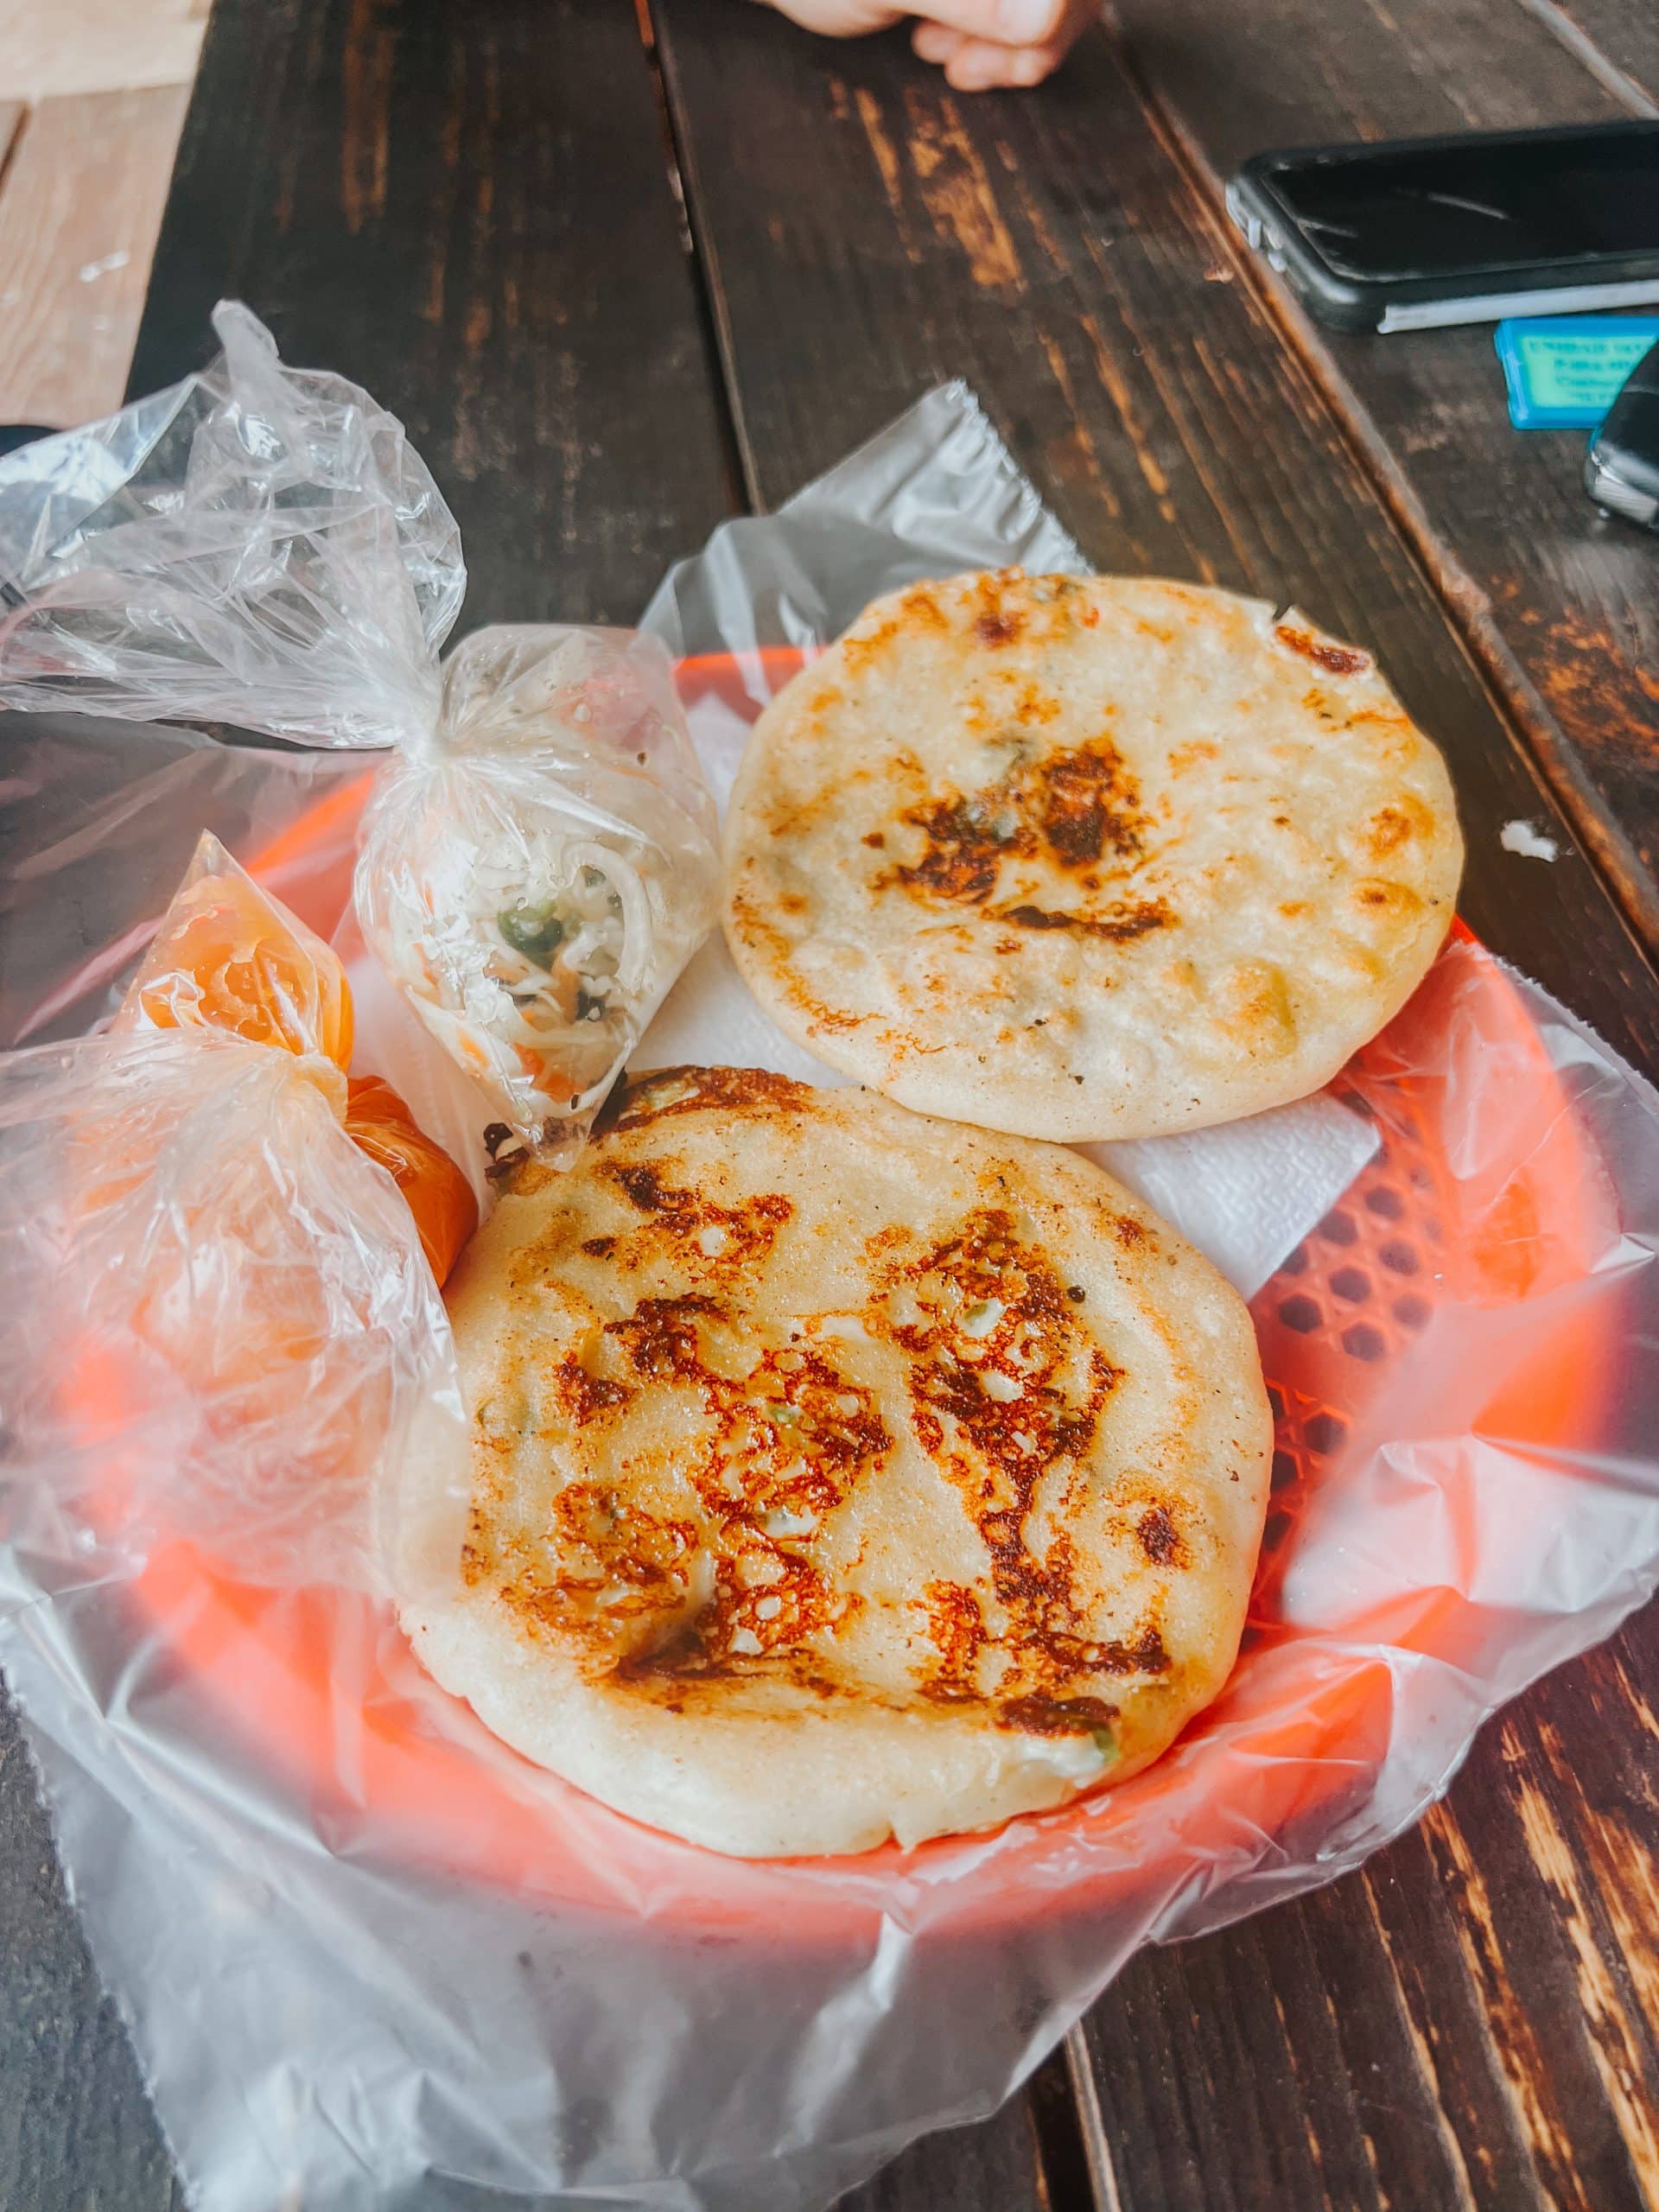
[{"left": 1496, "top": 316, "right": 1659, "bottom": 429}]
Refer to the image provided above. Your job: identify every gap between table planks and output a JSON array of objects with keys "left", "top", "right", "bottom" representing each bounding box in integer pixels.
[
  {"left": 644, "top": 4, "right": 1659, "bottom": 2209},
  {"left": 1110, "top": 0, "right": 1659, "bottom": 950},
  {"left": 1521, "top": 0, "right": 1659, "bottom": 109}
]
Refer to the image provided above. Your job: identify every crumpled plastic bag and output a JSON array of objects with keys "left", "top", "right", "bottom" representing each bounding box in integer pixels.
[
  {"left": 118, "top": 826, "right": 479, "bottom": 1284},
  {"left": 1, "top": 832, "right": 471, "bottom": 1597},
  {"left": 0, "top": 1027, "right": 463, "bottom": 1595},
  {"left": 0, "top": 302, "right": 721, "bottom": 1165},
  {"left": 0, "top": 383, "right": 1656, "bottom": 2212}
]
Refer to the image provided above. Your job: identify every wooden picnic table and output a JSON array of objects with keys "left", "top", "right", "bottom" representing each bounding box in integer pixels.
[{"left": 3, "top": 1, "right": 1658, "bottom": 2206}]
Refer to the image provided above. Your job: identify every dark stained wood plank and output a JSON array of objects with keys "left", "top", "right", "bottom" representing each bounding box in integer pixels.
[
  {"left": 1073, "top": 1593, "right": 1659, "bottom": 2212},
  {"left": 1109, "top": 0, "right": 1659, "bottom": 944},
  {"left": 647, "top": 0, "right": 1659, "bottom": 1073},
  {"left": 129, "top": 0, "right": 736, "bottom": 627},
  {"left": 645, "top": 7, "right": 1659, "bottom": 2207},
  {"left": 1122, "top": 0, "right": 1619, "bottom": 159},
  {"left": 1073, "top": 1874, "right": 1477, "bottom": 2212},
  {"left": 1523, "top": 0, "right": 1659, "bottom": 105}
]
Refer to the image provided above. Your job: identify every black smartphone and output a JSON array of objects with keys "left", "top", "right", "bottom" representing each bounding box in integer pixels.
[{"left": 1227, "top": 120, "right": 1659, "bottom": 334}]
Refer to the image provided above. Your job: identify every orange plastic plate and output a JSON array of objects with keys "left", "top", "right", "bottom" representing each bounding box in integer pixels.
[{"left": 96, "top": 654, "right": 1620, "bottom": 1942}]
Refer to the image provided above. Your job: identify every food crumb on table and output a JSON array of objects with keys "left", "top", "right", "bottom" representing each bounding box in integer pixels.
[{"left": 1500, "top": 818, "right": 1561, "bottom": 861}]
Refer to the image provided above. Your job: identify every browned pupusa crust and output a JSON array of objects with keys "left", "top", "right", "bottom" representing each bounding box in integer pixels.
[
  {"left": 721, "top": 571, "right": 1464, "bottom": 1141},
  {"left": 397, "top": 1067, "right": 1272, "bottom": 1858}
]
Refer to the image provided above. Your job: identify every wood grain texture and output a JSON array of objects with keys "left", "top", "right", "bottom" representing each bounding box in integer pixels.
[
  {"left": 0, "top": 0, "right": 205, "bottom": 100},
  {"left": 646, "top": 4, "right": 1659, "bottom": 2205},
  {"left": 1522, "top": 0, "right": 1659, "bottom": 105},
  {"left": 129, "top": 0, "right": 734, "bottom": 627},
  {"left": 1073, "top": 1594, "right": 1659, "bottom": 2212},
  {"left": 0, "top": 86, "right": 190, "bottom": 427},
  {"left": 1110, "top": 0, "right": 1659, "bottom": 946}
]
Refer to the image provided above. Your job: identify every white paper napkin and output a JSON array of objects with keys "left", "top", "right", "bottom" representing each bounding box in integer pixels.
[
  {"left": 1084, "top": 1105, "right": 1378, "bottom": 1297},
  {"left": 639, "top": 940, "right": 1375, "bottom": 1303}
]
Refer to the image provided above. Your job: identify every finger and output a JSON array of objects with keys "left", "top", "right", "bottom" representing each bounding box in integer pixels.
[
  {"left": 911, "top": 17, "right": 966, "bottom": 60},
  {"left": 908, "top": 0, "right": 1071, "bottom": 46},
  {"left": 765, "top": 2, "right": 908, "bottom": 34},
  {"left": 943, "top": 33, "right": 1062, "bottom": 86}
]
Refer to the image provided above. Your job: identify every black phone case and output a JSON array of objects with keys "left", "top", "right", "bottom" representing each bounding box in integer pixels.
[{"left": 1227, "top": 122, "right": 1659, "bottom": 334}]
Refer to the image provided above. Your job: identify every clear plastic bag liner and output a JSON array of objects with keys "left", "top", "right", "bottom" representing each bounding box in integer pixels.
[
  {"left": 0, "top": 1027, "right": 466, "bottom": 1596},
  {"left": 0, "top": 304, "right": 721, "bottom": 1159},
  {"left": 0, "top": 305, "right": 461, "bottom": 752},
  {"left": 641, "top": 380, "right": 1084, "bottom": 687},
  {"left": 0, "top": 387, "right": 1656, "bottom": 2212}
]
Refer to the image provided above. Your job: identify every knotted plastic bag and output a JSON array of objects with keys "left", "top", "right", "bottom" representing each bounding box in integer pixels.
[
  {"left": 116, "top": 828, "right": 478, "bottom": 1285},
  {"left": 0, "top": 302, "right": 721, "bottom": 1168},
  {"left": 0, "top": 830, "right": 473, "bottom": 1596}
]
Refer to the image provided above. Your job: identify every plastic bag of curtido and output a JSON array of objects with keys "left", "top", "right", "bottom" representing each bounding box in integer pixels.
[{"left": 0, "top": 302, "right": 721, "bottom": 1174}]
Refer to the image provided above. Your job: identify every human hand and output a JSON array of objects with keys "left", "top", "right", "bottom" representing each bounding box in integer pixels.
[{"left": 760, "top": 0, "right": 1097, "bottom": 91}]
